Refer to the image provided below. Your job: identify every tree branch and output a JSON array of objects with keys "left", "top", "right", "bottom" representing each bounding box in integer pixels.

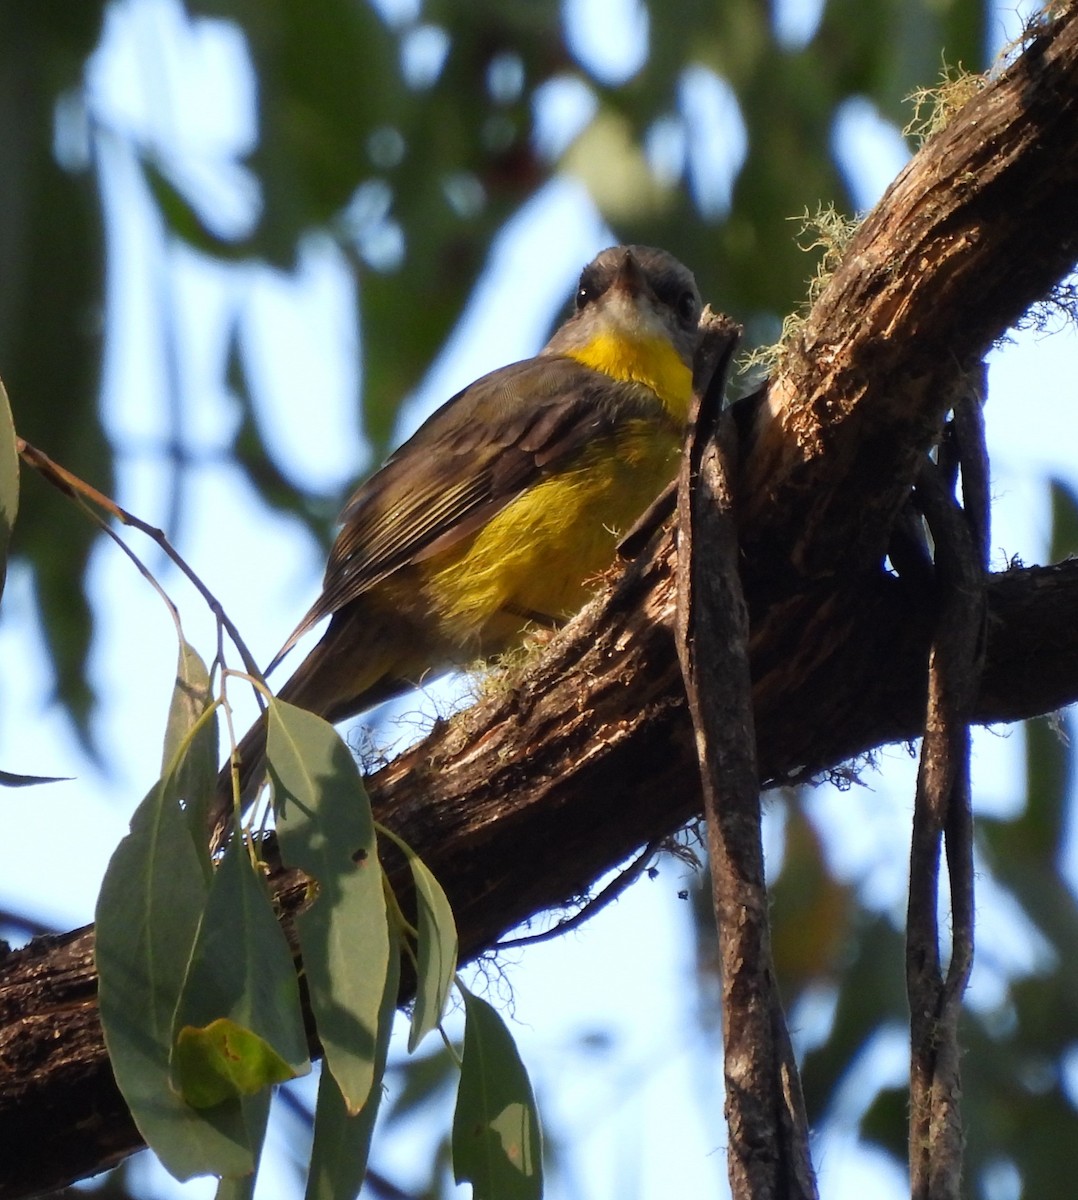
[
  {"left": 676, "top": 315, "right": 816, "bottom": 1199},
  {"left": 3, "top": 5, "right": 1078, "bottom": 1195},
  {"left": 740, "top": 4, "right": 1078, "bottom": 580},
  {"left": 4, "top": 550, "right": 1078, "bottom": 1197},
  {"left": 906, "top": 392, "right": 988, "bottom": 1198}
]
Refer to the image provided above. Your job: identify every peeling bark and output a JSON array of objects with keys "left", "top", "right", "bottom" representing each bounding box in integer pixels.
[
  {"left": 3, "top": 5, "right": 1078, "bottom": 1196},
  {"left": 675, "top": 316, "right": 817, "bottom": 1199}
]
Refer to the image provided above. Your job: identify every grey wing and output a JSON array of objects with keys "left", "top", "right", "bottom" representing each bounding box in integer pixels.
[{"left": 266, "top": 355, "right": 644, "bottom": 670}]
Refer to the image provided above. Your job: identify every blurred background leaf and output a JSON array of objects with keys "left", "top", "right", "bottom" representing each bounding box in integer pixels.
[
  {"left": 1, "top": 0, "right": 995, "bottom": 746},
  {"left": 0, "top": 4, "right": 109, "bottom": 741},
  {"left": 5, "top": 2, "right": 1078, "bottom": 1197}
]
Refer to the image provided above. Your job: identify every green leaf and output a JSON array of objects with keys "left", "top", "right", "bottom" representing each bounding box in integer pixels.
[
  {"left": 0, "top": 47, "right": 108, "bottom": 741},
  {"left": 173, "top": 1017, "right": 299, "bottom": 1109},
  {"left": 860, "top": 1084, "right": 908, "bottom": 1161},
  {"left": 269, "top": 699, "right": 390, "bottom": 1113},
  {"left": 405, "top": 844, "right": 458, "bottom": 1052},
  {"left": 216, "top": 1170, "right": 258, "bottom": 1200},
  {"left": 305, "top": 926, "right": 401, "bottom": 1200},
  {"left": 162, "top": 638, "right": 219, "bottom": 860},
  {"left": 1050, "top": 478, "right": 1078, "bottom": 562},
  {"left": 170, "top": 838, "right": 310, "bottom": 1107},
  {"left": 0, "top": 374, "right": 16, "bottom": 604},
  {"left": 0, "top": 769, "right": 69, "bottom": 787},
  {"left": 96, "top": 772, "right": 256, "bottom": 1180},
  {"left": 452, "top": 984, "right": 543, "bottom": 1200},
  {"left": 375, "top": 818, "right": 456, "bottom": 1053},
  {"left": 140, "top": 158, "right": 251, "bottom": 260}
]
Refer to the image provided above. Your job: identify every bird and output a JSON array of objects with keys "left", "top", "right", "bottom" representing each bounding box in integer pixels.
[{"left": 212, "top": 244, "right": 702, "bottom": 838}]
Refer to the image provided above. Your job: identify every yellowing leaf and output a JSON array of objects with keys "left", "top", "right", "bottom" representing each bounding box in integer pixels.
[
  {"left": 169, "top": 838, "right": 310, "bottom": 1101},
  {"left": 173, "top": 1018, "right": 301, "bottom": 1109}
]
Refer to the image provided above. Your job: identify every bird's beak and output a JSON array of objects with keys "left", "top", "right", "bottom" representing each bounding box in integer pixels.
[{"left": 610, "top": 249, "right": 648, "bottom": 299}]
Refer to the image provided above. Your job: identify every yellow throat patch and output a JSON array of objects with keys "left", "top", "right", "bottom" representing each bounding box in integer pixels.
[{"left": 566, "top": 331, "right": 693, "bottom": 421}]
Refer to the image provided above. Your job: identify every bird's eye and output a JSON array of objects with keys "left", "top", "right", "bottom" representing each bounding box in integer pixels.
[
  {"left": 677, "top": 290, "right": 698, "bottom": 322},
  {"left": 576, "top": 283, "right": 596, "bottom": 311}
]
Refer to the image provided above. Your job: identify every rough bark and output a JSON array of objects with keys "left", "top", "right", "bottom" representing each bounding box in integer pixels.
[
  {"left": 3, "top": 4, "right": 1078, "bottom": 1195},
  {"left": 4, "top": 532, "right": 1078, "bottom": 1196},
  {"left": 906, "top": 400, "right": 988, "bottom": 1200},
  {"left": 739, "top": 2, "right": 1078, "bottom": 580},
  {"left": 676, "top": 318, "right": 817, "bottom": 1199}
]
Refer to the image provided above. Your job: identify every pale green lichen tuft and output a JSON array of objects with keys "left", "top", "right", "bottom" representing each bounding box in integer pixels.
[
  {"left": 904, "top": 62, "right": 986, "bottom": 144},
  {"left": 740, "top": 203, "right": 860, "bottom": 378}
]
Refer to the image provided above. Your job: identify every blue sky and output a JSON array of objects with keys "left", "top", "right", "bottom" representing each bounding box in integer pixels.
[{"left": 0, "top": 1, "right": 1069, "bottom": 1197}]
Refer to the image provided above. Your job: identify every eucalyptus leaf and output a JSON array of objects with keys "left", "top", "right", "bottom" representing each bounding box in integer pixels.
[
  {"left": 404, "top": 843, "right": 458, "bottom": 1052},
  {"left": 173, "top": 1017, "right": 299, "bottom": 1109},
  {"left": 161, "top": 638, "right": 219, "bottom": 860},
  {"left": 0, "top": 769, "right": 70, "bottom": 787},
  {"left": 452, "top": 984, "right": 543, "bottom": 1200},
  {"left": 215, "top": 1170, "right": 257, "bottom": 1200},
  {"left": 169, "top": 837, "right": 310, "bottom": 1107},
  {"left": 141, "top": 157, "right": 251, "bottom": 260},
  {"left": 269, "top": 699, "right": 390, "bottom": 1114},
  {"left": 383, "top": 1042, "right": 460, "bottom": 1129},
  {"left": 96, "top": 771, "right": 255, "bottom": 1180},
  {"left": 305, "top": 926, "right": 401, "bottom": 1200}
]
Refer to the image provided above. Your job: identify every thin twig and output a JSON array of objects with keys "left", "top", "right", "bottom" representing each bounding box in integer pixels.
[
  {"left": 16, "top": 438, "right": 264, "bottom": 689},
  {"left": 496, "top": 838, "right": 665, "bottom": 949}
]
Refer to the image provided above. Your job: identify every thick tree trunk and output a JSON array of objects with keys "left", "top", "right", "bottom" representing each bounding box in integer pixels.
[{"left": 3, "top": 5, "right": 1078, "bottom": 1196}]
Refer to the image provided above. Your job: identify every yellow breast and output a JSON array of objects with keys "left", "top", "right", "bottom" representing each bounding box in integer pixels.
[{"left": 421, "top": 419, "right": 682, "bottom": 650}]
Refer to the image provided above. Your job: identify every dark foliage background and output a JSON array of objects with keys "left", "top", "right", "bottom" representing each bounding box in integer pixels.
[{"left": 2, "top": 2, "right": 1077, "bottom": 1196}]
